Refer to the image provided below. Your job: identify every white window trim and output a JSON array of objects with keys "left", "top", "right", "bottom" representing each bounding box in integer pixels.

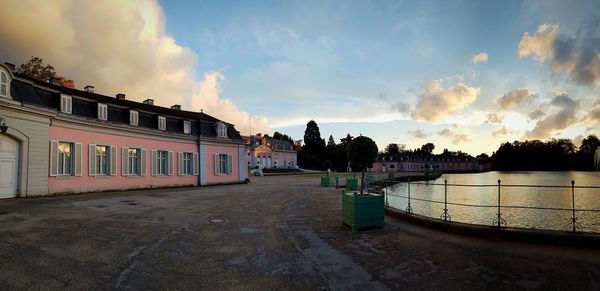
[
  {"left": 98, "top": 103, "right": 108, "bottom": 120},
  {"left": 60, "top": 94, "right": 72, "bottom": 114},
  {"left": 158, "top": 116, "right": 166, "bottom": 131},
  {"left": 215, "top": 122, "right": 228, "bottom": 138},
  {"left": 89, "top": 144, "right": 115, "bottom": 176},
  {"left": 183, "top": 120, "right": 191, "bottom": 134},
  {"left": 50, "top": 141, "right": 82, "bottom": 177},
  {"left": 178, "top": 152, "right": 195, "bottom": 176},
  {"left": 152, "top": 150, "right": 173, "bottom": 176},
  {"left": 0, "top": 70, "right": 8, "bottom": 97},
  {"left": 130, "top": 110, "right": 139, "bottom": 126},
  {"left": 214, "top": 153, "right": 233, "bottom": 176}
]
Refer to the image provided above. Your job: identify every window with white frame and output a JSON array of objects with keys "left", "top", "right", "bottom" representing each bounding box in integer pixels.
[
  {"left": 0, "top": 70, "right": 7, "bottom": 97},
  {"left": 157, "top": 150, "right": 168, "bottom": 175},
  {"left": 158, "top": 116, "right": 166, "bottom": 130},
  {"left": 95, "top": 145, "right": 110, "bottom": 175},
  {"left": 130, "top": 110, "right": 139, "bottom": 126},
  {"left": 98, "top": 103, "right": 108, "bottom": 120},
  {"left": 58, "top": 142, "right": 73, "bottom": 175},
  {"left": 128, "top": 148, "right": 140, "bottom": 175},
  {"left": 179, "top": 152, "right": 194, "bottom": 175},
  {"left": 49, "top": 141, "right": 82, "bottom": 177},
  {"left": 121, "top": 147, "right": 146, "bottom": 176},
  {"left": 215, "top": 122, "right": 228, "bottom": 138},
  {"left": 215, "top": 153, "right": 232, "bottom": 175},
  {"left": 60, "top": 94, "right": 72, "bottom": 114},
  {"left": 183, "top": 120, "right": 191, "bottom": 134},
  {"left": 88, "top": 144, "right": 116, "bottom": 176}
]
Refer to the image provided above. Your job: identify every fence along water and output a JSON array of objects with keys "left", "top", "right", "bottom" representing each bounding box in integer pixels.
[{"left": 381, "top": 177, "right": 600, "bottom": 233}]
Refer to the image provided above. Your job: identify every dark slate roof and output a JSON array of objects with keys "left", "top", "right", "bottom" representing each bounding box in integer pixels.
[
  {"left": 270, "top": 139, "right": 294, "bottom": 151},
  {"left": 9, "top": 74, "right": 242, "bottom": 141}
]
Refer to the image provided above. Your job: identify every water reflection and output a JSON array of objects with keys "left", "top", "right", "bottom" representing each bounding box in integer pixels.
[{"left": 387, "top": 171, "right": 600, "bottom": 233}]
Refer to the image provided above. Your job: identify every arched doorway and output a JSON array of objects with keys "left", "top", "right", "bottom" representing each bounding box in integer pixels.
[{"left": 0, "top": 134, "right": 19, "bottom": 198}]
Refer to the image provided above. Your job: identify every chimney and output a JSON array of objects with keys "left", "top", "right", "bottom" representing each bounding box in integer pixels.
[
  {"left": 143, "top": 99, "right": 154, "bottom": 105},
  {"left": 84, "top": 85, "right": 94, "bottom": 93},
  {"left": 3, "top": 62, "right": 15, "bottom": 71},
  {"left": 116, "top": 93, "right": 126, "bottom": 100},
  {"left": 171, "top": 104, "right": 181, "bottom": 110},
  {"left": 49, "top": 77, "right": 61, "bottom": 85}
]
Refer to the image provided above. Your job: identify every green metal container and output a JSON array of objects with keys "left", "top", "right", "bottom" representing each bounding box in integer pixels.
[
  {"left": 345, "top": 178, "right": 359, "bottom": 190},
  {"left": 341, "top": 190, "right": 384, "bottom": 232},
  {"left": 321, "top": 176, "right": 333, "bottom": 187}
]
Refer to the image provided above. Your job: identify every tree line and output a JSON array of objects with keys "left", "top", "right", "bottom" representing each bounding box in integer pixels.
[
  {"left": 295, "top": 120, "right": 599, "bottom": 171},
  {"left": 491, "top": 135, "right": 599, "bottom": 171}
]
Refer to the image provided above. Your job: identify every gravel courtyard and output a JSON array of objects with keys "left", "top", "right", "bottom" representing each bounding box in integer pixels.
[{"left": 1, "top": 174, "right": 599, "bottom": 290}]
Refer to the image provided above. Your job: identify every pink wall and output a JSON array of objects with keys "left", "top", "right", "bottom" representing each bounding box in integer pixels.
[
  {"left": 49, "top": 126, "right": 198, "bottom": 194},
  {"left": 271, "top": 151, "right": 296, "bottom": 168},
  {"left": 205, "top": 144, "right": 240, "bottom": 184}
]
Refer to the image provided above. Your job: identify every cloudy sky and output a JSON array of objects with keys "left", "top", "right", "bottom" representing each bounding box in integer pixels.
[{"left": 1, "top": 0, "right": 599, "bottom": 155}]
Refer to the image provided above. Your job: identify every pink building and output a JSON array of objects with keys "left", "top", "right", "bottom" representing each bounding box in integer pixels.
[
  {"left": 370, "top": 153, "right": 485, "bottom": 174},
  {"left": 244, "top": 135, "right": 297, "bottom": 169},
  {"left": 0, "top": 62, "right": 247, "bottom": 197}
]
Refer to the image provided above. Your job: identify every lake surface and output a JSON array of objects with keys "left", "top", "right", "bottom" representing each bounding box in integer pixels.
[{"left": 386, "top": 171, "right": 600, "bottom": 233}]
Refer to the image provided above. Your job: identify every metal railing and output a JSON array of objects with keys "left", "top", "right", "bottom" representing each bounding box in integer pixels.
[{"left": 377, "top": 178, "right": 600, "bottom": 233}]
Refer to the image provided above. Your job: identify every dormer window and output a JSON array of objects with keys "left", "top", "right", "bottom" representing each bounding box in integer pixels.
[
  {"left": 97, "top": 103, "right": 108, "bottom": 120},
  {"left": 129, "top": 110, "right": 138, "bottom": 126},
  {"left": 158, "top": 116, "right": 166, "bottom": 131},
  {"left": 215, "top": 122, "right": 227, "bottom": 138},
  {"left": 183, "top": 121, "right": 191, "bottom": 134},
  {"left": 0, "top": 70, "right": 8, "bottom": 97},
  {"left": 60, "top": 94, "right": 72, "bottom": 114}
]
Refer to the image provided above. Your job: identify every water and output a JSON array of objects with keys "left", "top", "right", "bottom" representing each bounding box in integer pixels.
[{"left": 386, "top": 171, "right": 600, "bottom": 233}]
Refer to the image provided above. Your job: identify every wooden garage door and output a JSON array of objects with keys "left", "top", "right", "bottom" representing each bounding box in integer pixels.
[{"left": 0, "top": 135, "right": 18, "bottom": 198}]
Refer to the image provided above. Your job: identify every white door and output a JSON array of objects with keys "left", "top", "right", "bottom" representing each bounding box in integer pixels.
[{"left": 0, "top": 135, "right": 19, "bottom": 198}]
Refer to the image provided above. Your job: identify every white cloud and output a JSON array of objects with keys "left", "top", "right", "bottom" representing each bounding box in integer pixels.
[
  {"left": 437, "top": 124, "right": 472, "bottom": 145},
  {"left": 492, "top": 126, "right": 511, "bottom": 137},
  {"left": 525, "top": 92, "right": 581, "bottom": 139},
  {"left": 407, "top": 129, "right": 428, "bottom": 139},
  {"left": 471, "top": 52, "right": 489, "bottom": 64},
  {"left": 411, "top": 80, "right": 480, "bottom": 122},
  {"left": 518, "top": 24, "right": 558, "bottom": 62},
  {"left": 496, "top": 88, "right": 534, "bottom": 111},
  {"left": 0, "top": 0, "right": 270, "bottom": 135},
  {"left": 486, "top": 112, "right": 504, "bottom": 123},
  {"left": 518, "top": 23, "right": 600, "bottom": 87},
  {"left": 528, "top": 109, "right": 546, "bottom": 120}
]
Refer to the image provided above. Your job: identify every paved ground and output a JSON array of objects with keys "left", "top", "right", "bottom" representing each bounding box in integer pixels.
[{"left": 1, "top": 175, "right": 599, "bottom": 290}]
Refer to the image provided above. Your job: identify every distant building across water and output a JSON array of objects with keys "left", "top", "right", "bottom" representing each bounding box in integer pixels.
[{"left": 370, "top": 152, "right": 492, "bottom": 173}]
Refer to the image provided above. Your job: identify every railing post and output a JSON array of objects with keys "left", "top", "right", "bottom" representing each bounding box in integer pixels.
[
  {"left": 406, "top": 178, "right": 413, "bottom": 214},
  {"left": 440, "top": 179, "right": 451, "bottom": 222},
  {"left": 571, "top": 180, "right": 577, "bottom": 232},
  {"left": 385, "top": 179, "right": 389, "bottom": 206},
  {"left": 493, "top": 179, "right": 506, "bottom": 228}
]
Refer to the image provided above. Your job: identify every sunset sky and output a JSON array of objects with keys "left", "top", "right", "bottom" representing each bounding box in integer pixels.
[{"left": 1, "top": 0, "right": 599, "bottom": 155}]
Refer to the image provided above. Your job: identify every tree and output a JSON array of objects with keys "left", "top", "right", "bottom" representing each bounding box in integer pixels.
[
  {"left": 420, "top": 143, "right": 435, "bottom": 154},
  {"left": 303, "top": 120, "right": 325, "bottom": 152},
  {"left": 300, "top": 120, "right": 326, "bottom": 169},
  {"left": 347, "top": 136, "right": 378, "bottom": 195},
  {"left": 580, "top": 135, "right": 599, "bottom": 154},
  {"left": 385, "top": 143, "right": 400, "bottom": 154},
  {"left": 327, "top": 135, "right": 336, "bottom": 147},
  {"left": 17, "top": 56, "right": 74, "bottom": 88},
  {"left": 340, "top": 134, "right": 354, "bottom": 145}
]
